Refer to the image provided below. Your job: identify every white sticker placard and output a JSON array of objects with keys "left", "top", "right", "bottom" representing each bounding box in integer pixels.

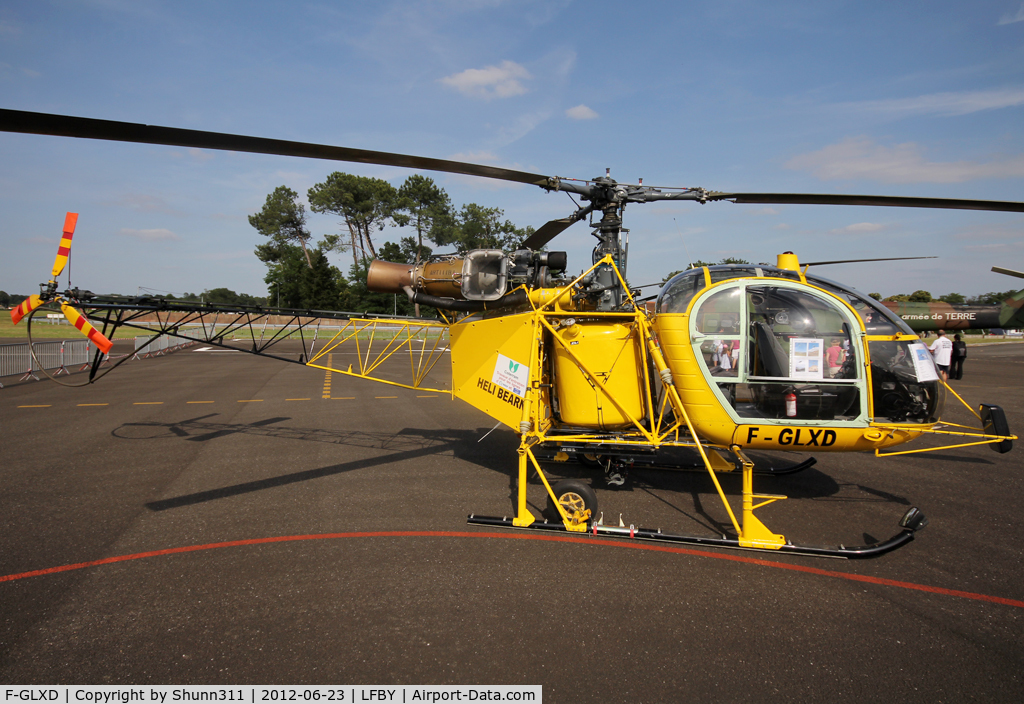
[
  {"left": 789, "top": 337, "right": 824, "bottom": 380},
  {"left": 492, "top": 353, "right": 529, "bottom": 397},
  {"left": 909, "top": 342, "right": 940, "bottom": 382}
]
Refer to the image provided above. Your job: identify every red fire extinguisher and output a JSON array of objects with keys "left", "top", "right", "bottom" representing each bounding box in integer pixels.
[{"left": 785, "top": 390, "right": 797, "bottom": 418}]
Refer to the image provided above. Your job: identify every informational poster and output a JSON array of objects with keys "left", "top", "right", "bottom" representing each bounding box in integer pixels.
[
  {"left": 492, "top": 353, "right": 530, "bottom": 397},
  {"left": 909, "top": 342, "right": 940, "bottom": 382},
  {"left": 789, "top": 337, "right": 824, "bottom": 380}
]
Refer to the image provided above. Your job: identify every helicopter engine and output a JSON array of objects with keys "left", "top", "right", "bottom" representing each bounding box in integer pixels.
[{"left": 367, "top": 249, "right": 568, "bottom": 310}]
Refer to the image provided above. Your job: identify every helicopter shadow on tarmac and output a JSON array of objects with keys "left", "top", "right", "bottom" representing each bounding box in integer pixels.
[
  {"left": 110, "top": 414, "right": 914, "bottom": 539},
  {"left": 110, "top": 413, "right": 516, "bottom": 512}
]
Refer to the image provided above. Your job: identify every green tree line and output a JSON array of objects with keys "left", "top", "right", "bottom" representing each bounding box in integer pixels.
[
  {"left": 248, "top": 173, "right": 533, "bottom": 316},
  {"left": 873, "top": 290, "right": 1019, "bottom": 305}
]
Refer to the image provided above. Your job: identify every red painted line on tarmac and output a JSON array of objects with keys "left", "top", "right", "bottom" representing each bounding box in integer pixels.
[{"left": 3, "top": 530, "right": 1023, "bottom": 609}]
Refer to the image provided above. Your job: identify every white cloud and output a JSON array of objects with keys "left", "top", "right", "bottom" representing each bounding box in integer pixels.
[
  {"left": 118, "top": 228, "right": 179, "bottom": 241},
  {"left": 829, "top": 222, "right": 885, "bottom": 234},
  {"left": 166, "top": 148, "right": 216, "bottom": 162},
  {"left": 840, "top": 87, "right": 1024, "bottom": 117},
  {"left": 494, "top": 110, "right": 550, "bottom": 146},
  {"left": 447, "top": 150, "right": 501, "bottom": 164},
  {"left": 439, "top": 60, "right": 531, "bottom": 99},
  {"left": 187, "top": 148, "right": 215, "bottom": 162},
  {"left": 195, "top": 249, "right": 251, "bottom": 261},
  {"left": 444, "top": 151, "right": 530, "bottom": 190},
  {"left": 553, "top": 51, "right": 577, "bottom": 80},
  {"left": 565, "top": 104, "right": 599, "bottom": 120},
  {"left": 964, "top": 240, "right": 1024, "bottom": 253},
  {"left": 786, "top": 137, "right": 1024, "bottom": 183},
  {"left": 108, "top": 193, "right": 185, "bottom": 215},
  {"left": 998, "top": 3, "right": 1024, "bottom": 24},
  {"left": 953, "top": 223, "right": 1024, "bottom": 241}
]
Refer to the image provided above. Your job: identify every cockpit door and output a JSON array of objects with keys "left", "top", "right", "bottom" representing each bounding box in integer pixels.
[{"left": 691, "top": 281, "right": 868, "bottom": 425}]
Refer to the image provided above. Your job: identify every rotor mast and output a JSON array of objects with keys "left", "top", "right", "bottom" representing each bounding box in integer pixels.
[{"left": 548, "top": 172, "right": 710, "bottom": 311}]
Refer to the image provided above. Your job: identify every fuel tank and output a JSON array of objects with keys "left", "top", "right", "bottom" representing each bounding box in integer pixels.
[{"left": 553, "top": 321, "right": 646, "bottom": 430}]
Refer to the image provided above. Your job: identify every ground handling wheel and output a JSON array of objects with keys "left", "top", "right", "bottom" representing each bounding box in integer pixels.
[{"left": 545, "top": 478, "right": 598, "bottom": 527}]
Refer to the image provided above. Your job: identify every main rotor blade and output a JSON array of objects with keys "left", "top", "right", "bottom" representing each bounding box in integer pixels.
[
  {"left": 803, "top": 256, "right": 938, "bottom": 266},
  {"left": 992, "top": 266, "right": 1024, "bottom": 280},
  {"left": 0, "top": 109, "right": 554, "bottom": 188},
  {"left": 707, "top": 192, "right": 1024, "bottom": 213},
  {"left": 522, "top": 217, "right": 579, "bottom": 250},
  {"left": 7, "top": 110, "right": 1024, "bottom": 215}
]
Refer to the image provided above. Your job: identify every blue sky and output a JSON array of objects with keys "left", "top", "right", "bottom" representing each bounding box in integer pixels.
[{"left": 2, "top": 0, "right": 1023, "bottom": 300}]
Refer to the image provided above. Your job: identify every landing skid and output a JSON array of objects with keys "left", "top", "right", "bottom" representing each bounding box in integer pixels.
[{"left": 467, "top": 511, "right": 921, "bottom": 559}]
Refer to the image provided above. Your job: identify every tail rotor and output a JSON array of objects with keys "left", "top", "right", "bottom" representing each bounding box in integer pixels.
[{"left": 9, "top": 213, "right": 113, "bottom": 354}]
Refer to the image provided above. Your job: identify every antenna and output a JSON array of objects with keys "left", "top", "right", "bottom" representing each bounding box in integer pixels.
[{"left": 673, "top": 217, "right": 696, "bottom": 271}]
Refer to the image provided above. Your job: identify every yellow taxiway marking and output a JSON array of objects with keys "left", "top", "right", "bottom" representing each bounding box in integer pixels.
[
  {"left": 187, "top": 401, "right": 215, "bottom": 404},
  {"left": 322, "top": 354, "right": 333, "bottom": 399},
  {"left": 416, "top": 395, "right": 439, "bottom": 398},
  {"left": 375, "top": 396, "right": 398, "bottom": 399},
  {"left": 331, "top": 396, "right": 355, "bottom": 400},
  {"left": 238, "top": 399, "right": 263, "bottom": 403},
  {"left": 133, "top": 402, "right": 164, "bottom": 405},
  {"left": 77, "top": 403, "right": 109, "bottom": 407},
  {"left": 286, "top": 398, "right": 311, "bottom": 401},
  {"left": 18, "top": 405, "right": 51, "bottom": 408}
]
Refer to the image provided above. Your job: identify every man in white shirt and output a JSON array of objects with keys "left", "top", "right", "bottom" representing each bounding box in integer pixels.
[{"left": 928, "top": 329, "right": 953, "bottom": 381}]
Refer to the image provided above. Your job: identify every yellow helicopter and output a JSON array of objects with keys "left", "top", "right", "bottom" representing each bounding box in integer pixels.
[{"left": 3, "top": 108, "right": 1020, "bottom": 558}]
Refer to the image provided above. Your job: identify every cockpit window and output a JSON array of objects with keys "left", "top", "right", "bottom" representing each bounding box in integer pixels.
[
  {"left": 693, "top": 287, "right": 743, "bottom": 334},
  {"left": 868, "top": 340, "right": 943, "bottom": 423},
  {"left": 746, "top": 285, "right": 856, "bottom": 380},
  {"left": 657, "top": 265, "right": 800, "bottom": 315},
  {"left": 690, "top": 281, "right": 864, "bottom": 422},
  {"left": 657, "top": 270, "right": 706, "bottom": 314},
  {"left": 658, "top": 265, "right": 915, "bottom": 335},
  {"left": 803, "top": 272, "right": 913, "bottom": 335}
]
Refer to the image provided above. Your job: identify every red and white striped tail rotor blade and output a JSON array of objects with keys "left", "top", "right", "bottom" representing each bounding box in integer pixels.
[
  {"left": 10, "top": 295, "right": 45, "bottom": 325},
  {"left": 60, "top": 302, "right": 113, "bottom": 354},
  {"left": 50, "top": 212, "right": 78, "bottom": 279}
]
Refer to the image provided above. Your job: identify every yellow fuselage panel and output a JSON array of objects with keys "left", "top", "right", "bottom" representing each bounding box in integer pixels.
[
  {"left": 731, "top": 424, "right": 922, "bottom": 452},
  {"left": 553, "top": 321, "right": 646, "bottom": 429},
  {"left": 654, "top": 313, "right": 927, "bottom": 451},
  {"left": 450, "top": 312, "right": 535, "bottom": 429},
  {"left": 655, "top": 314, "right": 738, "bottom": 439}
]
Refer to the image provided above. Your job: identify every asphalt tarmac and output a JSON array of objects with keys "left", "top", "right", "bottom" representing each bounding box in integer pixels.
[{"left": 1, "top": 340, "right": 1022, "bottom": 701}]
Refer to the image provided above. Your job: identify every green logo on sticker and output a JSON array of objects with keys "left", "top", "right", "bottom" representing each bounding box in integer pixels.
[{"left": 509, "top": 362, "right": 519, "bottom": 373}]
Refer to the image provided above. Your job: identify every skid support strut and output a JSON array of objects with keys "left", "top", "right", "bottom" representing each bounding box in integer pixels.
[
  {"left": 468, "top": 443, "right": 926, "bottom": 559},
  {"left": 734, "top": 445, "right": 787, "bottom": 550},
  {"left": 512, "top": 447, "right": 534, "bottom": 528}
]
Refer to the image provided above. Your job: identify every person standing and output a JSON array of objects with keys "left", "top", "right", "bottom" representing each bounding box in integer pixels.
[
  {"left": 929, "top": 329, "right": 953, "bottom": 381},
  {"left": 826, "top": 338, "right": 845, "bottom": 378},
  {"left": 950, "top": 333, "right": 967, "bottom": 380}
]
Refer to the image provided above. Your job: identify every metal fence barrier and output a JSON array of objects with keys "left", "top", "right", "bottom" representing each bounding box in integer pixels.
[
  {"left": 0, "top": 331, "right": 200, "bottom": 388},
  {"left": 131, "top": 329, "right": 207, "bottom": 359}
]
